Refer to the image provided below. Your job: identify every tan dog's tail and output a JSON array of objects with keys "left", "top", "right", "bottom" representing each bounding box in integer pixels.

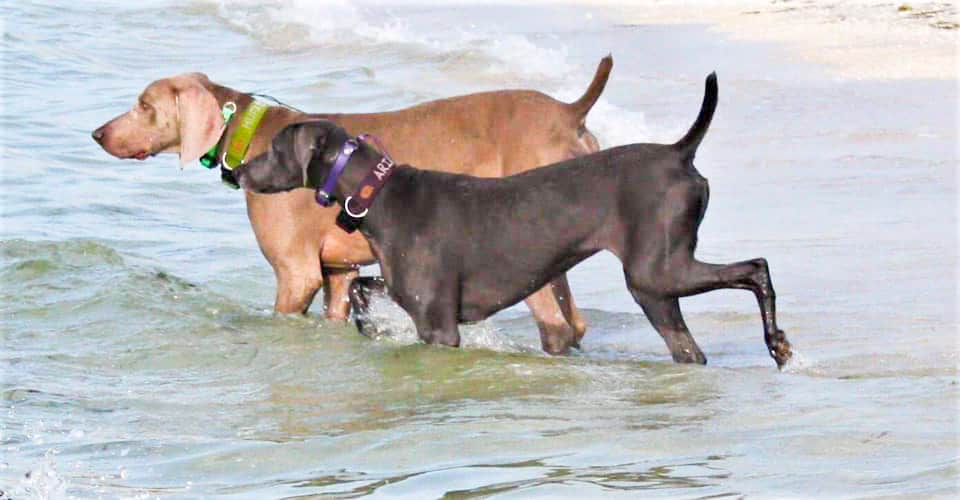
[{"left": 567, "top": 54, "right": 613, "bottom": 120}]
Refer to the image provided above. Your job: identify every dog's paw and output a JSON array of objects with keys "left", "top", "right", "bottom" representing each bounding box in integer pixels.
[{"left": 768, "top": 330, "right": 793, "bottom": 370}]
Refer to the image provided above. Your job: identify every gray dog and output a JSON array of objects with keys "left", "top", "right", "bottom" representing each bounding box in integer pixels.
[{"left": 235, "top": 74, "right": 793, "bottom": 368}]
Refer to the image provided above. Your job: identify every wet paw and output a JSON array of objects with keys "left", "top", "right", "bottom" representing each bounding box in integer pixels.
[
  {"left": 541, "top": 340, "right": 573, "bottom": 356},
  {"left": 768, "top": 330, "right": 793, "bottom": 369},
  {"left": 672, "top": 346, "right": 707, "bottom": 365},
  {"left": 540, "top": 325, "right": 578, "bottom": 355}
]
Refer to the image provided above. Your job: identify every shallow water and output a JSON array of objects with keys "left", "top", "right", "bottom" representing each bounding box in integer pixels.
[{"left": 1, "top": 0, "right": 958, "bottom": 497}]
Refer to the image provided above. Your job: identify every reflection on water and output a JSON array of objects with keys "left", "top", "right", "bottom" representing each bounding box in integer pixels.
[{"left": 289, "top": 455, "right": 736, "bottom": 497}]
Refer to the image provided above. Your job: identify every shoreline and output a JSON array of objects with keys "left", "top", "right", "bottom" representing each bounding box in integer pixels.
[{"left": 578, "top": 0, "right": 959, "bottom": 80}]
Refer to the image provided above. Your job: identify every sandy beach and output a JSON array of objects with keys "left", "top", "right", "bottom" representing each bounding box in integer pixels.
[{"left": 574, "top": 0, "right": 958, "bottom": 80}]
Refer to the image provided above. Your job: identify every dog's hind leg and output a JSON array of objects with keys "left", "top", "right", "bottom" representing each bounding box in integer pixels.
[
  {"left": 525, "top": 286, "right": 578, "bottom": 354},
  {"left": 551, "top": 274, "right": 587, "bottom": 344},
  {"left": 656, "top": 257, "right": 792, "bottom": 369},
  {"left": 629, "top": 290, "right": 706, "bottom": 364},
  {"left": 348, "top": 276, "right": 388, "bottom": 337}
]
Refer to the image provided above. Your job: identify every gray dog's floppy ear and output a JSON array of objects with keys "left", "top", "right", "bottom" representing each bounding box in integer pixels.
[
  {"left": 290, "top": 123, "right": 322, "bottom": 180},
  {"left": 276, "top": 121, "right": 330, "bottom": 188},
  {"left": 236, "top": 122, "right": 329, "bottom": 193}
]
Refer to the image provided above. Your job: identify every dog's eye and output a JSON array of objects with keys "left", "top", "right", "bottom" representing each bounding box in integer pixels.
[{"left": 139, "top": 100, "right": 152, "bottom": 112}]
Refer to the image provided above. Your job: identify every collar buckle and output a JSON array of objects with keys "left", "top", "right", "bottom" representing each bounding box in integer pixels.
[{"left": 333, "top": 134, "right": 396, "bottom": 233}]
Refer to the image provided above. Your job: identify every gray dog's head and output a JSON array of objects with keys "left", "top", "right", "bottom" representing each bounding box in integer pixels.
[{"left": 236, "top": 120, "right": 348, "bottom": 194}]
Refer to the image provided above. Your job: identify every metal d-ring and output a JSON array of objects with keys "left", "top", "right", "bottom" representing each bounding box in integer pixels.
[
  {"left": 343, "top": 196, "right": 368, "bottom": 218},
  {"left": 221, "top": 151, "right": 238, "bottom": 170}
]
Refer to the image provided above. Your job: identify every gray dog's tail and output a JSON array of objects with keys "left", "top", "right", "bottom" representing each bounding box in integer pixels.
[
  {"left": 673, "top": 72, "right": 718, "bottom": 161},
  {"left": 568, "top": 54, "right": 613, "bottom": 120}
]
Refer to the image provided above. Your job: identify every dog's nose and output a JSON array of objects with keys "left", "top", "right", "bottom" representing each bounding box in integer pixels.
[{"left": 91, "top": 127, "right": 105, "bottom": 144}]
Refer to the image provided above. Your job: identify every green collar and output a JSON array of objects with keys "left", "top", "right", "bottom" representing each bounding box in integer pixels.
[{"left": 199, "top": 100, "right": 269, "bottom": 170}]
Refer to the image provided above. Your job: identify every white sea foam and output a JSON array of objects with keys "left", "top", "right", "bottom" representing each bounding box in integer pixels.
[
  {"left": 201, "top": 0, "right": 667, "bottom": 149},
  {"left": 205, "top": 0, "right": 572, "bottom": 80},
  {"left": 8, "top": 451, "right": 67, "bottom": 500}
]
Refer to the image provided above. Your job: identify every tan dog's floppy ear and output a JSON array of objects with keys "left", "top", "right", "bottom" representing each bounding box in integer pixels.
[{"left": 175, "top": 82, "right": 224, "bottom": 167}]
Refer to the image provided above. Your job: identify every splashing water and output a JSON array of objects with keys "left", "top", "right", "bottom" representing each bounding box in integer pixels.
[{"left": 358, "top": 288, "right": 541, "bottom": 354}]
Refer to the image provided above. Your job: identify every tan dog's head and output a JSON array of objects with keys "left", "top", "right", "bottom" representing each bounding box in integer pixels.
[{"left": 92, "top": 73, "right": 224, "bottom": 167}]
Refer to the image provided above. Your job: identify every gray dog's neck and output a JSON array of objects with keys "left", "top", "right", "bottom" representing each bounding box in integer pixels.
[{"left": 311, "top": 139, "right": 400, "bottom": 205}]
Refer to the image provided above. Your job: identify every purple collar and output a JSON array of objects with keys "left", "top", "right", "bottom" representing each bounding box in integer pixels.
[
  {"left": 313, "top": 133, "right": 396, "bottom": 233},
  {"left": 335, "top": 138, "right": 396, "bottom": 233},
  {"left": 315, "top": 138, "right": 359, "bottom": 207}
]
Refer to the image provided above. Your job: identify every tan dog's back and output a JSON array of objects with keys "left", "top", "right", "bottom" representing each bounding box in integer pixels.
[{"left": 330, "top": 89, "right": 593, "bottom": 178}]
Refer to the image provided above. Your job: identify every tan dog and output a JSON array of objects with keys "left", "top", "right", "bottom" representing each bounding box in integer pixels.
[{"left": 92, "top": 56, "right": 612, "bottom": 352}]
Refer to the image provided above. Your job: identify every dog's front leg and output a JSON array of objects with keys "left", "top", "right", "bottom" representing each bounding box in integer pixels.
[
  {"left": 412, "top": 311, "right": 461, "bottom": 348},
  {"left": 348, "top": 276, "right": 388, "bottom": 337},
  {"left": 324, "top": 267, "right": 359, "bottom": 321},
  {"left": 273, "top": 258, "right": 324, "bottom": 315},
  {"left": 406, "top": 286, "right": 461, "bottom": 348},
  {"left": 348, "top": 277, "right": 461, "bottom": 347}
]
